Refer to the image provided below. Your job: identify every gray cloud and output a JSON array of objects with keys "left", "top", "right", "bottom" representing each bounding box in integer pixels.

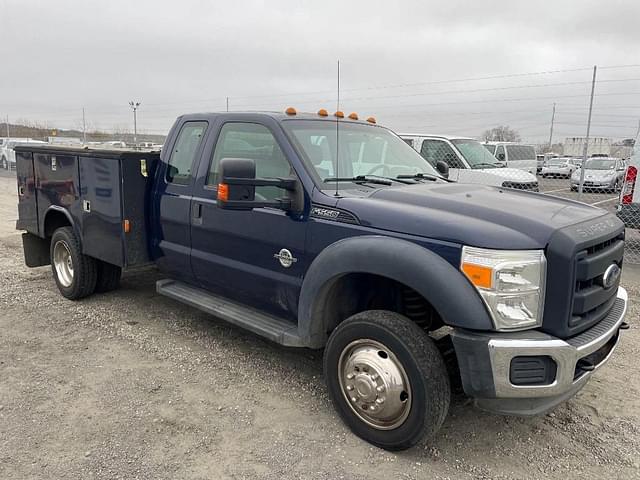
[{"left": 1, "top": 0, "right": 639, "bottom": 141}]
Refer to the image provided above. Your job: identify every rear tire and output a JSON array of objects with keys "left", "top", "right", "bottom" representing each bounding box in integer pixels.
[
  {"left": 50, "top": 227, "right": 97, "bottom": 300},
  {"left": 324, "top": 310, "right": 450, "bottom": 451},
  {"left": 95, "top": 261, "right": 122, "bottom": 293}
]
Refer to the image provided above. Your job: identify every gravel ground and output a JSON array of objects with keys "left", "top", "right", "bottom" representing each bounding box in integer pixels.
[{"left": 0, "top": 172, "right": 639, "bottom": 479}]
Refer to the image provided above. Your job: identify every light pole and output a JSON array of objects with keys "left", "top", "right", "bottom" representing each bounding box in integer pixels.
[{"left": 129, "top": 101, "right": 141, "bottom": 146}]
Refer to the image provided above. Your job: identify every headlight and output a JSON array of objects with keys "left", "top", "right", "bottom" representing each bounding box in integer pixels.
[{"left": 460, "top": 247, "right": 546, "bottom": 331}]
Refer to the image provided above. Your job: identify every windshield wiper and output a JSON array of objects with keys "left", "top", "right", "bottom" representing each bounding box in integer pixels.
[
  {"left": 397, "top": 172, "right": 440, "bottom": 181},
  {"left": 323, "top": 175, "right": 394, "bottom": 186}
]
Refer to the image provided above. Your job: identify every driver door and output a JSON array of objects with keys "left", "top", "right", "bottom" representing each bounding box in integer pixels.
[{"left": 189, "top": 121, "right": 308, "bottom": 320}]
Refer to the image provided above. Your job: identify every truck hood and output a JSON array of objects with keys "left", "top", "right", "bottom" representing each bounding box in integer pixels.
[{"left": 335, "top": 182, "right": 609, "bottom": 250}]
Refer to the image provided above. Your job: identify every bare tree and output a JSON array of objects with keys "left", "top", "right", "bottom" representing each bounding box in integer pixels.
[{"left": 482, "top": 125, "right": 521, "bottom": 142}]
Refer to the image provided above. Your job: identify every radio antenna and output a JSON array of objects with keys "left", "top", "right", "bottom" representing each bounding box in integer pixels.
[{"left": 334, "top": 59, "right": 340, "bottom": 197}]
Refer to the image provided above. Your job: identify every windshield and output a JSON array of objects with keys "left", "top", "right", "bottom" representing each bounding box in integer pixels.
[
  {"left": 584, "top": 159, "right": 616, "bottom": 170},
  {"left": 284, "top": 120, "right": 440, "bottom": 184},
  {"left": 451, "top": 139, "right": 502, "bottom": 168},
  {"left": 483, "top": 144, "right": 496, "bottom": 154},
  {"left": 506, "top": 145, "right": 535, "bottom": 161}
]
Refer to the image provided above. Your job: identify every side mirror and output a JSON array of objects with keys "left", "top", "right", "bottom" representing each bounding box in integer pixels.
[
  {"left": 497, "top": 153, "right": 506, "bottom": 161},
  {"left": 217, "top": 157, "right": 302, "bottom": 213},
  {"left": 436, "top": 160, "right": 449, "bottom": 178}
]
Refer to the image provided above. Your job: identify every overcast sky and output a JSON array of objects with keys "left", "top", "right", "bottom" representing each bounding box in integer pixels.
[{"left": 1, "top": 0, "right": 639, "bottom": 142}]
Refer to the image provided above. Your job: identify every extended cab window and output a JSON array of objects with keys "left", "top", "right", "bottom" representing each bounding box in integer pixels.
[
  {"left": 208, "top": 123, "right": 291, "bottom": 200},
  {"left": 420, "top": 140, "right": 463, "bottom": 169},
  {"left": 166, "top": 121, "right": 208, "bottom": 185}
]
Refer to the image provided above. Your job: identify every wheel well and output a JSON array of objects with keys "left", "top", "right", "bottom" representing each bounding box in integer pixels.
[
  {"left": 44, "top": 210, "right": 72, "bottom": 238},
  {"left": 313, "top": 273, "right": 444, "bottom": 341}
]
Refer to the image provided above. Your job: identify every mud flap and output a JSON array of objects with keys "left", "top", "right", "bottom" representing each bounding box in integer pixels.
[{"left": 22, "top": 232, "right": 50, "bottom": 267}]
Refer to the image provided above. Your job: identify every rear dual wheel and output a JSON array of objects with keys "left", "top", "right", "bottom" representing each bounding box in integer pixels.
[
  {"left": 50, "top": 227, "right": 121, "bottom": 299},
  {"left": 324, "top": 310, "right": 450, "bottom": 451}
]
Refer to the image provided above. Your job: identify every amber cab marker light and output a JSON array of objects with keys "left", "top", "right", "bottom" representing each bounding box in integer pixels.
[
  {"left": 461, "top": 263, "right": 493, "bottom": 289},
  {"left": 317, "top": 109, "right": 328, "bottom": 117},
  {"left": 217, "top": 183, "right": 229, "bottom": 202},
  {"left": 348, "top": 112, "right": 358, "bottom": 120},
  {"left": 366, "top": 116, "right": 376, "bottom": 124},
  {"left": 285, "top": 107, "right": 297, "bottom": 115},
  {"left": 334, "top": 111, "right": 344, "bottom": 118},
  {"left": 123, "top": 219, "right": 131, "bottom": 234}
]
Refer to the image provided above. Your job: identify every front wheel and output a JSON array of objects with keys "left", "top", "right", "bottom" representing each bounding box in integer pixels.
[
  {"left": 50, "top": 227, "right": 97, "bottom": 299},
  {"left": 324, "top": 310, "right": 450, "bottom": 451}
]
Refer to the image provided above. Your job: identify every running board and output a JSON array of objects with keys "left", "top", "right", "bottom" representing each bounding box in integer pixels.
[{"left": 156, "top": 279, "right": 304, "bottom": 347}]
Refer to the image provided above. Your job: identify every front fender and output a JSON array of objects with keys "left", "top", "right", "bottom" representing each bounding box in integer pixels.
[{"left": 297, "top": 235, "right": 493, "bottom": 348}]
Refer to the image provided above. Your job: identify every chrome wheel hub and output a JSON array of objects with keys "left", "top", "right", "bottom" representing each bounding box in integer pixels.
[
  {"left": 338, "top": 339, "right": 412, "bottom": 430},
  {"left": 53, "top": 240, "right": 74, "bottom": 287}
]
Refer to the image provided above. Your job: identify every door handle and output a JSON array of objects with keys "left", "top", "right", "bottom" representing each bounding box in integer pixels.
[{"left": 193, "top": 203, "right": 202, "bottom": 219}]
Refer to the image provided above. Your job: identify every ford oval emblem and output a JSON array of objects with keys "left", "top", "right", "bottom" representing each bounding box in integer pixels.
[{"left": 602, "top": 263, "right": 621, "bottom": 289}]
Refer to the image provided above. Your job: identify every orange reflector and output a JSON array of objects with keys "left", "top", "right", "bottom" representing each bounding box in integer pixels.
[
  {"left": 334, "top": 111, "right": 344, "bottom": 118},
  {"left": 366, "top": 116, "right": 377, "bottom": 124},
  {"left": 317, "top": 108, "right": 328, "bottom": 117},
  {"left": 285, "top": 107, "right": 297, "bottom": 115},
  {"left": 123, "top": 219, "right": 131, "bottom": 233},
  {"left": 217, "top": 183, "right": 229, "bottom": 202},
  {"left": 461, "top": 263, "right": 493, "bottom": 289},
  {"left": 348, "top": 112, "right": 358, "bottom": 120}
]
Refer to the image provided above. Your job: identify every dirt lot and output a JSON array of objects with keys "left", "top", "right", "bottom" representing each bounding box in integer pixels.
[{"left": 0, "top": 171, "right": 639, "bottom": 479}]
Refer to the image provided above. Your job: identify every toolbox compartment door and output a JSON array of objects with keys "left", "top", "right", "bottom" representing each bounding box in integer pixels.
[
  {"left": 79, "top": 156, "right": 124, "bottom": 266},
  {"left": 16, "top": 150, "right": 38, "bottom": 234}
]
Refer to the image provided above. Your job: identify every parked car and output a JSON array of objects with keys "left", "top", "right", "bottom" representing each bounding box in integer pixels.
[
  {"left": 536, "top": 154, "right": 545, "bottom": 173},
  {"left": 541, "top": 157, "right": 581, "bottom": 178},
  {"left": 1, "top": 139, "right": 46, "bottom": 170},
  {"left": 16, "top": 110, "right": 628, "bottom": 450},
  {"left": 401, "top": 134, "right": 538, "bottom": 190},
  {"left": 570, "top": 157, "right": 626, "bottom": 192},
  {"left": 484, "top": 141, "right": 537, "bottom": 175},
  {"left": 617, "top": 148, "right": 639, "bottom": 228}
]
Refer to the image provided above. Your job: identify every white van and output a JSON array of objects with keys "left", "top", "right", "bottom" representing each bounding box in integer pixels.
[
  {"left": 484, "top": 142, "right": 537, "bottom": 175},
  {"left": 401, "top": 134, "right": 539, "bottom": 190}
]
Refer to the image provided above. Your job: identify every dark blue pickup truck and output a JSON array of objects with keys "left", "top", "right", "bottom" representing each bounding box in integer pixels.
[{"left": 15, "top": 109, "right": 629, "bottom": 450}]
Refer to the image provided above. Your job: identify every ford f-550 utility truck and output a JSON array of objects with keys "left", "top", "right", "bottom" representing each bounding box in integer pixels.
[{"left": 15, "top": 109, "right": 629, "bottom": 450}]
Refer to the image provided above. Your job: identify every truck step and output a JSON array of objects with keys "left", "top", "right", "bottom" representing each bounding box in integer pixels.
[{"left": 156, "top": 279, "right": 304, "bottom": 347}]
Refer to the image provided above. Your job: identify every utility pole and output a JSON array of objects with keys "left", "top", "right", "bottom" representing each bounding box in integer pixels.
[
  {"left": 226, "top": 97, "right": 229, "bottom": 112},
  {"left": 578, "top": 66, "right": 597, "bottom": 200},
  {"left": 547, "top": 103, "right": 556, "bottom": 151},
  {"left": 129, "top": 101, "right": 141, "bottom": 147},
  {"left": 82, "top": 107, "right": 87, "bottom": 144}
]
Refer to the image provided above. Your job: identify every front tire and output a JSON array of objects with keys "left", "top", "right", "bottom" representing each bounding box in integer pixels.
[
  {"left": 50, "top": 227, "right": 97, "bottom": 300},
  {"left": 324, "top": 310, "right": 450, "bottom": 451}
]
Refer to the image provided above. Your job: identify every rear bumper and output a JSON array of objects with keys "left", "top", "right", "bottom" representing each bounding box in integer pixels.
[{"left": 451, "top": 287, "right": 628, "bottom": 415}]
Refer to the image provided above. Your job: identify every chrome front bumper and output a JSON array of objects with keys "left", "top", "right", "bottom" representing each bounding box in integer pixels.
[{"left": 451, "top": 287, "right": 628, "bottom": 415}]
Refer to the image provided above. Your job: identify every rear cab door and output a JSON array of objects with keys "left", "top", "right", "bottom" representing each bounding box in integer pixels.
[{"left": 153, "top": 118, "right": 209, "bottom": 281}]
